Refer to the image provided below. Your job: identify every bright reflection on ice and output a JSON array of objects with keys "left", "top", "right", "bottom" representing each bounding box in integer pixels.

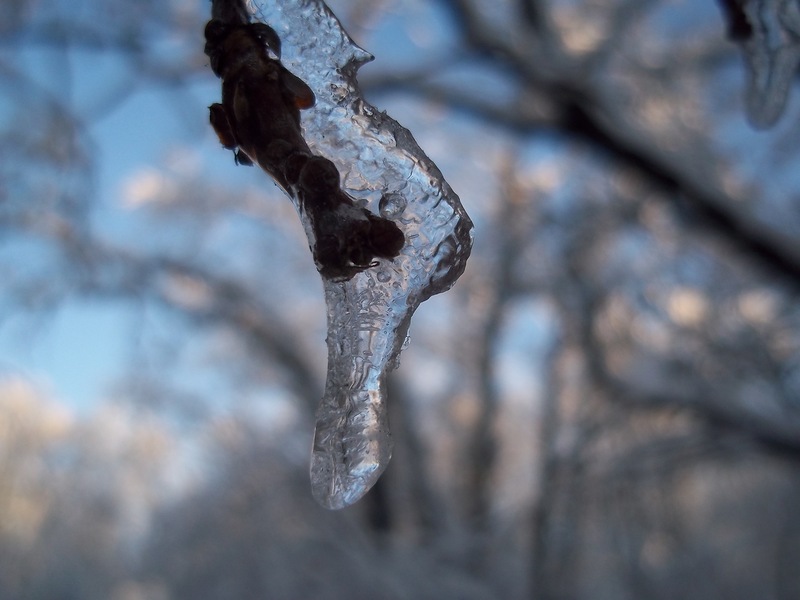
[{"left": 247, "top": 0, "right": 473, "bottom": 509}]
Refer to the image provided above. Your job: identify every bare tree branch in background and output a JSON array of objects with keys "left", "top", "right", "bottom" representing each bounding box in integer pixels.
[{"left": 365, "top": 0, "right": 800, "bottom": 284}]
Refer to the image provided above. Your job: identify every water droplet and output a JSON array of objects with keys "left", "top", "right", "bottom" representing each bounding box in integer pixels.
[{"left": 379, "top": 192, "right": 407, "bottom": 218}]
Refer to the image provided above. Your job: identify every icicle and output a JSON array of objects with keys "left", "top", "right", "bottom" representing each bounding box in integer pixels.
[
  {"left": 207, "top": 0, "right": 473, "bottom": 509},
  {"left": 733, "top": 0, "right": 800, "bottom": 128}
]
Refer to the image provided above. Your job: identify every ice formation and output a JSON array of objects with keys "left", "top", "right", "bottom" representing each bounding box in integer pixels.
[
  {"left": 737, "top": 0, "right": 800, "bottom": 128},
  {"left": 208, "top": 0, "right": 473, "bottom": 509}
]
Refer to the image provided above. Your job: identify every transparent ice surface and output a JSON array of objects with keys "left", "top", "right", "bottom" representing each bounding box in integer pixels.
[
  {"left": 233, "top": 0, "right": 474, "bottom": 509},
  {"left": 739, "top": 0, "right": 800, "bottom": 128}
]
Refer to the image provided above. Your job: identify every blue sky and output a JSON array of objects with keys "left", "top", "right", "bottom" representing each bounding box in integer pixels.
[{"left": 1, "top": 48, "right": 218, "bottom": 413}]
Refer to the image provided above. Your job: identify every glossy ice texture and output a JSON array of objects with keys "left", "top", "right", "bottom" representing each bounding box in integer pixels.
[{"left": 249, "top": 0, "right": 473, "bottom": 509}]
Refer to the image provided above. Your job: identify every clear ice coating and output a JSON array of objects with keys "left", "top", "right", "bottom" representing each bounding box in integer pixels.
[
  {"left": 239, "top": 0, "right": 474, "bottom": 509},
  {"left": 739, "top": 0, "right": 800, "bottom": 128}
]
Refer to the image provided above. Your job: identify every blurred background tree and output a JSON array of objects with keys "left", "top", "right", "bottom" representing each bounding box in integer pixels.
[{"left": 2, "top": 0, "right": 800, "bottom": 598}]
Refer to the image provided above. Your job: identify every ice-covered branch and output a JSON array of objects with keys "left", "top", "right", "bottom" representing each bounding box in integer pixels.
[{"left": 206, "top": 0, "right": 473, "bottom": 509}]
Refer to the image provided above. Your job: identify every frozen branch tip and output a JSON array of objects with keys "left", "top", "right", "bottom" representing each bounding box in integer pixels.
[
  {"left": 204, "top": 18, "right": 404, "bottom": 280},
  {"left": 205, "top": 0, "right": 473, "bottom": 509}
]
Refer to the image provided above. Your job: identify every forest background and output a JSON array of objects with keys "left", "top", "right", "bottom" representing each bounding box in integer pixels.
[{"left": 2, "top": 0, "right": 800, "bottom": 598}]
